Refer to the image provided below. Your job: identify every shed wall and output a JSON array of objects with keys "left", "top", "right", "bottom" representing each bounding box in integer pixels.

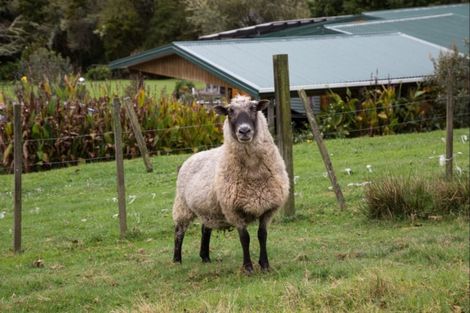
[{"left": 131, "top": 55, "right": 232, "bottom": 88}]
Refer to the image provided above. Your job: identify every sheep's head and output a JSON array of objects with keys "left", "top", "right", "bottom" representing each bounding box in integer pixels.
[{"left": 214, "top": 96, "right": 269, "bottom": 144}]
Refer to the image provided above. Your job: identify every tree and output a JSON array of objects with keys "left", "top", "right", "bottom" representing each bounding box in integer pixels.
[
  {"left": 98, "top": 0, "right": 152, "bottom": 60},
  {"left": 184, "top": 0, "right": 311, "bottom": 35},
  {"left": 143, "top": 0, "right": 197, "bottom": 49},
  {"left": 53, "top": 0, "right": 105, "bottom": 70},
  {"left": 0, "top": 0, "right": 53, "bottom": 60},
  {"left": 429, "top": 44, "right": 470, "bottom": 128}
]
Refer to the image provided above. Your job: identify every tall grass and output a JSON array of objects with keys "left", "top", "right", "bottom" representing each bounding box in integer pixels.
[{"left": 363, "top": 175, "right": 469, "bottom": 220}]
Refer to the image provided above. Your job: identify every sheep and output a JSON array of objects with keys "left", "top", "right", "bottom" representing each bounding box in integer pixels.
[{"left": 172, "top": 95, "right": 290, "bottom": 273}]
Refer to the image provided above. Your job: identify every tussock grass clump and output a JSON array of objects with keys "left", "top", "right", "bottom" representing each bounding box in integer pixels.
[{"left": 364, "top": 175, "right": 469, "bottom": 220}]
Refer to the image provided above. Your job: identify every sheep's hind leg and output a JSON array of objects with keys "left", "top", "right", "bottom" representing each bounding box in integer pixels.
[
  {"left": 258, "top": 213, "right": 270, "bottom": 271},
  {"left": 173, "top": 223, "right": 186, "bottom": 263},
  {"left": 199, "top": 224, "right": 212, "bottom": 263},
  {"left": 237, "top": 227, "right": 254, "bottom": 274}
]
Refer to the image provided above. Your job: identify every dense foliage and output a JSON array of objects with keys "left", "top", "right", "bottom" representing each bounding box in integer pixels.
[
  {"left": 0, "top": 0, "right": 196, "bottom": 74},
  {"left": 0, "top": 78, "right": 224, "bottom": 173},
  {"left": 185, "top": 0, "right": 310, "bottom": 35},
  {"left": 317, "top": 86, "right": 447, "bottom": 138},
  {"left": 429, "top": 45, "right": 470, "bottom": 128}
]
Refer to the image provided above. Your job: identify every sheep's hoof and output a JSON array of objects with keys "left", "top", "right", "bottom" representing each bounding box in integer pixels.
[
  {"left": 173, "top": 257, "right": 182, "bottom": 264},
  {"left": 259, "top": 261, "right": 270, "bottom": 272},
  {"left": 242, "top": 263, "right": 254, "bottom": 275},
  {"left": 201, "top": 256, "right": 211, "bottom": 263}
]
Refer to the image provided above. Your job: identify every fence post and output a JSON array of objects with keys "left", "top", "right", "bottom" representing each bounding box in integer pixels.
[
  {"left": 123, "top": 97, "right": 153, "bottom": 173},
  {"left": 298, "top": 90, "right": 346, "bottom": 210},
  {"left": 273, "top": 54, "right": 295, "bottom": 216},
  {"left": 112, "top": 97, "right": 127, "bottom": 238},
  {"left": 13, "top": 102, "right": 23, "bottom": 253},
  {"left": 445, "top": 69, "right": 454, "bottom": 180}
]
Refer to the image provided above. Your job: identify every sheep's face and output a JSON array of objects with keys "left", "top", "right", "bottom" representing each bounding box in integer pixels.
[{"left": 214, "top": 97, "right": 269, "bottom": 144}]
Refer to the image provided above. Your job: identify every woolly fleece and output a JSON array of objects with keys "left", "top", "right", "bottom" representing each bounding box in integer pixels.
[{"left": 172, "top": 97, "right": 289, "bottom": 230}]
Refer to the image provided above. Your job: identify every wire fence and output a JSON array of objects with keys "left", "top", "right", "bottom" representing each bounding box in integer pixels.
[
  {"left": 0, "top": 95, "right": 467, "bottom": 183},
  {"left": 5, "top": 123, "right": 224, "bottom": 144},
  {"left": 0, "top": 110, "right": 468, "bottom": 172},
  {"left": 2, "top": 129, "right": 466, "bottom": 198},
  {"left": 2, "top": 94, "right": 469, "bottom": 253}
]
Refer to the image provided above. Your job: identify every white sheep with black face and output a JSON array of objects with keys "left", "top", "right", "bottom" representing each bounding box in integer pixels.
[{"left": 172, "top": 95, "right": 289, "bottom": 273}]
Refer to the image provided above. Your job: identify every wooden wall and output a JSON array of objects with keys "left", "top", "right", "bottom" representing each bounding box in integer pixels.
[{"left": 131, "top": 55, "right": 230, "bottom": 87}]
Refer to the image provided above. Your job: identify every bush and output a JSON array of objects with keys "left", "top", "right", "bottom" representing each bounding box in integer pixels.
[
  {"left": 86, "top": 65, "right": 112, "bottom": 80},
  {"left": 363, "top": 175, "right": 469, "bottom": 220},
  {"left": 318, "top": 85, "right": 443, "bottom": 139},
  {"left": 174, "top": 80, "right": 195, "bottom": 104},
  {"left": 0, "top": 61, "right": 21, "bottom": 81},
  {"left": 19, "top": 48, "right": 72, "bottom": 84},
  {"left": 429, "top": 44, "right": 470, "bottom": 128}
]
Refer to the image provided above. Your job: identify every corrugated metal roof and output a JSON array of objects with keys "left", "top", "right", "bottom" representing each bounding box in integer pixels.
[
  {"left": 110, "top": 33, "right": 449, "bottom": 97},
  {"left": 327, "top": 4, "right": 469, "bottom": 52},
  {"left": 198, "top": 17, "right": 336, "bottom": 40},
  {"left": 260, "top": 15, "right": 373, "bottom": 38},
  {"left": 290, "top": 96, "right": 321, "bottom": 115},
  {"left": 364, "top": 3, "right": 468, "bottom": 20}
]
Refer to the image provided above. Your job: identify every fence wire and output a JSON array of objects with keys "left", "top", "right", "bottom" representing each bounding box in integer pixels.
[{"left": 0, "top": 108, "right": 468, "bottom": 172}]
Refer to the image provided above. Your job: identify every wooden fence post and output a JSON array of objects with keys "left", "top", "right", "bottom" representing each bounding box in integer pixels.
[
  {"left": 123, "top": 97, "right": 153, "bottom": 173},
  {"left": 298, "top": 89, "right": 346, "bottom": 210},
  {"left": 13, "top": 102, "right": 22, "bottom": 253},
  {"left": 112, "top": 98, "right": 127, "bottom": 238},
  {"left": 445, "top": 69, "right": 454, "bottom": 180},
  {"left": 273, "top": 54, "right": 295, "bottom": 216}
]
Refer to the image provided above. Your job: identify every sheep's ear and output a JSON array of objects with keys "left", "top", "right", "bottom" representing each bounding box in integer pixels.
[
  {"left": 214, "top": 105, "right": 228, "bottom": 116},
  {"left": 256, "top": 99, "right": 270, "bottom": 111}
]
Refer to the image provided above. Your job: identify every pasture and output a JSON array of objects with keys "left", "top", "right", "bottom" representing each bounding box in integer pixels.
[
  {"left": 0, "top": 79, "right": 205, "bottom": 99},
  {"left": 0, "top": 129, "right": 469, "bottom": 312}
]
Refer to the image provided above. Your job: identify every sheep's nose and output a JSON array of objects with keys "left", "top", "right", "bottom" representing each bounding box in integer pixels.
[{"left": 238, "top": 126, "right": 251, "bottom": 135}]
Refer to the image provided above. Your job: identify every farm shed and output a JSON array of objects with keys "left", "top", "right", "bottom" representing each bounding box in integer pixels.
[
  {"left": 109, "top": 32, "right": 448, "bottom": 100},
  {"left": 109, "top": 3, "right": 468, "bottom": 116}
]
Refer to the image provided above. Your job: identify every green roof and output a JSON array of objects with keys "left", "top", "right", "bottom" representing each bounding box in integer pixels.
[
  {"left": 110, "top": 33, "right": 448, "bottom": 98},
  {"left": 328, "top": 3, "right": 469, "bottom": 52},
  {"left": 364, "top": 3, "right": 468, "bottom": 19},
  {"left": 258, "top": 4, "right": 469, "bottom": 52}
]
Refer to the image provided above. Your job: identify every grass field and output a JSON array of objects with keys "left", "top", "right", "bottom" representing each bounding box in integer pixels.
[
  {"left": 0, "top": 79, "right": 205, "bottom": 99},
  {"left": 0, "top": 129, "right": 469, "bottom": 312}
]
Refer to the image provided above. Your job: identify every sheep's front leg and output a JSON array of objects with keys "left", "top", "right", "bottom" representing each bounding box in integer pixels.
[
  {"left": 173, "top": 224, "right": 186, "bottom": 263},
  {"left": 199, "top": 224, "right": 212, "bottom": 263},
  {"left": 237, "top": 227, "right": 254, "bottom": 273},
  {"left": 258, "top": 213, "right": 270, "bottom": 271}
]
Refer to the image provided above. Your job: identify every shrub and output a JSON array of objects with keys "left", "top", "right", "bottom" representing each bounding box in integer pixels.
[
  {"left": 86, "top": 65, "right": 112, "bottom": 81},
  {"left": 19, "top": 48, "right": 72, "bottom": 84},
  {"left": 363, "top": 175, "right": 469, "bottom": 220},
  {"left": 428, "top": 44, "right": 470, "bottom": 128},
  {"left": 318, "top": 85, "right": 443, "bottom": 139},
  {"left": 174, "top": 80, "right": 195, "bottom": 104},
  {"left": 0, "top": 61, "right": 21, "bottom": 81}
]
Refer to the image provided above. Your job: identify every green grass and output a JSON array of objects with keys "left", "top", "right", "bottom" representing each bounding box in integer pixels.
[
  {"left": 0, "top": 79, "right": 205, "bottom": 99},
  {"left": 0, "top": 129, "right": 469, "bottom": 312}
]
